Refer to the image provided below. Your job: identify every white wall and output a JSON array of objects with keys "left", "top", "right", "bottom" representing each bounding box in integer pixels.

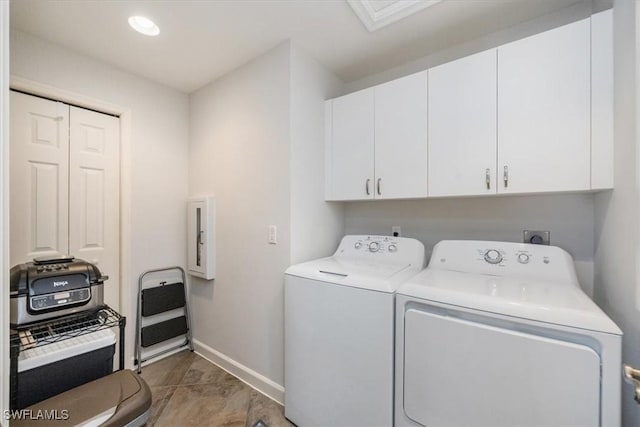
[
  {"left": 345, "top": 1, "right": 608, "bottom": 93},
  {"left": 9, "top": 30, "right": 190, "bottom": 365},
  {"left": 345, "top": 194, "right": 595, "bottom": 294},
  {"left": 189, "top": 42, "right": 292, "bottom": 398},
  {"left": 341, "top": 3, "right": 609, "bottom": 296},
  {"left": 593, "top": 0, "right": 640, "bottom": 425},
  {"left": 290, "top": 43, "right": 344, "bottom": 264},
  {"left": 189, "top": 41, "right": 344, "bottom": 401}
]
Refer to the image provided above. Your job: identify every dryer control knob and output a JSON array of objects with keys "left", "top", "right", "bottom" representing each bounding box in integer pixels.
[
  {"left": 369, "top": 241, "right": 380, "bottom": 252},
  {"left": 484, "top": 249, "right": 502, "bottom": 264},
  {"left": 354, "top": 242, "right": 362, "bottom": 249},
  {"left": 517, "top": 253, "right": 530, "bottom": 264},
  {"left": 388, "top": 244, "right": 397, "bottom": 253}
]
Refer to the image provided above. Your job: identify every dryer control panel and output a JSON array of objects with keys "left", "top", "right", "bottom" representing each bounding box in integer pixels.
[{"left": 429, "top": 240, "right": 578, "bottom": 285}]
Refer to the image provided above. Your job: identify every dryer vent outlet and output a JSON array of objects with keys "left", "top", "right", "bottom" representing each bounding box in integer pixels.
[{"left": 523, "top": 230, "right": 550, "bottom": 245}]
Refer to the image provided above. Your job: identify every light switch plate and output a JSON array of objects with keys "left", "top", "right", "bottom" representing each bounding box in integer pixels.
[
  {"left": 268, "top": 225, "right": 277, "bottom": 244},
  {"left": 523, "top": 230, "right": 550, "bottom": 245}
]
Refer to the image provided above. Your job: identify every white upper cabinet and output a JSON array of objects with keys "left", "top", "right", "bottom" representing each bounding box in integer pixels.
[
  {"left": 325, "top": 13, "right": 613, "bottom": 201},
  {"left": 326, "top": 73, "right": 427, "bottom": 201},
  {"left": 326, "top": 88, "right": 375, "bottom": 201},
  {"left": 591, "top": 9, "right": 614, "bottom": 190},
  {"left": 374, "top": 72, "right": 428, "bottom": 199},
  {"left": 428, "top": 49, "right": 497, "bottom": 197},
  {"left": 497, "top": 18, "right": 591, "bottom": 194}
]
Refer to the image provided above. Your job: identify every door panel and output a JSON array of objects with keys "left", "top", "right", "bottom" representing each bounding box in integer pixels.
[
  {"left": 403, "top": 308, "right": 600, "bottom": 426},
  {"left": 497, "top": 19, "right": 590, "bottom": 193},
  {"left": 374, "top": 72, "right": 428, "bottom": 199},
  {"left": 10, "top": 91, "right": 69, "bottom": 264},
  {"left": 429, "top": 49, "right": 497, "bottom": 196},
  {"left": 591, "top": 9, "right": 614, "bottom": 189},
  {"left": 328, "top": 89, "right": 374, "bottom": 200},
  {"left": 69, "top": 106, "right": 120, "bottom": 310},
  {"left": 285, "top": 276, "right": 394, "bottom": 426}
]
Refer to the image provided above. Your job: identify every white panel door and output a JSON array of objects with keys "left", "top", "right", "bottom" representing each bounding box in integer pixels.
[
  {"left": 374, "top": 72, "right": 428, "bottom": 199},
  {"left": 10, "top": 91, "right": 69, "bottom": 265},
  {"left": 403, "top": 308, "right": 600, "bottom": 426},
  {"left": 498, "top": 18, "right": 590, "bottom": 193},
  {"left": 327, "top": 89, "right": 374, "bottom": 200},
  {"left": 429, "top": 50, "right": 497, "bottom": 196},
  {"left": 69, "top": 106, "right": 120, "bottom": 310}
]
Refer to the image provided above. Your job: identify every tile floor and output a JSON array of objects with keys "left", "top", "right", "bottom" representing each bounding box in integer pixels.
[{"left": 139, "top": 350, "right": 294, "bottom": 427}]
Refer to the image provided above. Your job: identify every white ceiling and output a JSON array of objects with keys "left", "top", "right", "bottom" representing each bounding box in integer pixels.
[{"left": 10, "top": 0, "right": 583, "bottom": 93}]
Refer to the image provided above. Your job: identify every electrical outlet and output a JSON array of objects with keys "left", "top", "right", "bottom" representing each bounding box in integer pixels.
[
  {"left": 523, "top": 230, "right": 550, "bottom": 245},
  {"left": 392, "top": 226, "right": 401, "bottom": 237}
]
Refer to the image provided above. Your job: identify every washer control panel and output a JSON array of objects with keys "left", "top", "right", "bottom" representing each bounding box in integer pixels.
[
  {"left": 352, "top": 236, "right": 399, "bottom": 254},
  {"left": 335, "top": 235, "right": 426, "bottom": 268}
]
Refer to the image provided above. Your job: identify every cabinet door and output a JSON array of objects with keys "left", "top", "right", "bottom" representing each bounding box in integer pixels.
[
  {"left": 497, "top": 18, "right": 590, "bottom": 193},
  {"left": 374, "top": 72, "right": 428, "bottom": 199},
  {"left": 69, "top": 106, "right": 120, "bottom": 310},
  {"left": 429, "top": 50, "right": 497, "bottom": 197},
  {"left": 326, "top": 89, "right": 374, "bottom": 200},
  {"left": 10, "top": 91, "right": 69, "bottom": 265},
  {"left": 591, "top": 9, "right": 613, "bottom": 190}
]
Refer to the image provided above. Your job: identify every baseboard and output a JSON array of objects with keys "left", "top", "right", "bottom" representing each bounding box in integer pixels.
[{"left": 193, "top": 339, "right": 285, "bottom": 405}]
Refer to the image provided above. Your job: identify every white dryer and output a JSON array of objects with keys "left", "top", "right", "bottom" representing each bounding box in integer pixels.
[
  {"left": 395, "top": 240, "right": 622, "bottom": 427},
  {"left": 285, "top": 235, "right": 425, "bottom": 427}
]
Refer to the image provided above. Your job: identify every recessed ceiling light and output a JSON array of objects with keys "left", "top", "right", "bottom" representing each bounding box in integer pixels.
[{"left": 128, "top": 16, "right": 160, "bottom": 36}]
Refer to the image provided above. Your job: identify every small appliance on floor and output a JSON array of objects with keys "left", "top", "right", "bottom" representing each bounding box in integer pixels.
[
  {"left": 395, "top": 240, "right": 622, "bottom": 427},
  {"left": 285, "top": 235, "right": 425, "bottom": 427},
  {"left": 9, "top": 256, "right": 121, "bottom": 409}
]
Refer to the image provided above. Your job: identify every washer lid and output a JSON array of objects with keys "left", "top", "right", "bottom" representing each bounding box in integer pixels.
[
  {"left": 398, "top": 269, "right": 622, "bottom": 335},
  {"left": 285, "top": 257, "right": 419, "bottom": 293}
]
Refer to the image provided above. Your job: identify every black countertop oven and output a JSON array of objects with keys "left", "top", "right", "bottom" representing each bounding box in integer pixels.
[{"left": 10, "top": 256, "right": 108, "bottom": 327}]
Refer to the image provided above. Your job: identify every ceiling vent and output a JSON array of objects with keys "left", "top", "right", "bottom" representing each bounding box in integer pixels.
[{"left": 347, "top": 0, "right": 443, "bottom": 32}]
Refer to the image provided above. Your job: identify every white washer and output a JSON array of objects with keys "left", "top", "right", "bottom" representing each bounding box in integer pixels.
[
  {"left": 395, "top": 240, "right": 622, "bottom": 427},
  {"left": 285, "top": 235, "right": 425, "bottom": 427}
]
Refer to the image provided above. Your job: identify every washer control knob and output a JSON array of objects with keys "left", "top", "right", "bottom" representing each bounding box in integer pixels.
[
  {"left": 369, "top": 241, "right": 380, "bottom": 253},
  {"left": 484, "top": 249, "right": 502, "bottom": 264},
  {"left": 388, "top": 244, "right": 397, "bottom": 253},
  {"left": 354, "top": 242, "right": 362, "bottom": 249},
  {"left": 517, "top": 253, "right": 530, "bottom": 264}
]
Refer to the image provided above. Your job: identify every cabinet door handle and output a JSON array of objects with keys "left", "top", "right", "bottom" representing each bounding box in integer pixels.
[
  {"left": 366, "top": 179, "right": 370, "bottom": 195},
  {"left": 377, "top": 178, "right": 382, "bottom": 196},
  {"left": 503, "top": 166, "right": 509, "bottom": 188},
  {"left": 486, "top": 168, "right": 491, "bottom": 190}
]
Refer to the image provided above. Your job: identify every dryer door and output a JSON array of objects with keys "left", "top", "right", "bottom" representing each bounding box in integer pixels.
[{"left": 403, "top": 308, "right": 600, "bottom": 427}]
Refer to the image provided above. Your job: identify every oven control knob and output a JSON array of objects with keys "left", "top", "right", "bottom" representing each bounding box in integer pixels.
[
  {"left": 354, "top": 242, "right": 362, "bottom": 249},
  {"left": 369, "top": 241, "right": 380, "bottom": 252},
  {"left": 388, "top": 244, "right": 397, "bottom": 253},
  {"left": 517, "top": 253, "right": 530, "bottom": 264},
  {"left": 484, "top": 249, "right": 502, "bottom": 264}
]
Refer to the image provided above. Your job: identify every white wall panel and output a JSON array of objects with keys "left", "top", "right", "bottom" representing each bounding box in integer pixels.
[
  {"left": 593, "top": 2, "right": 640, "bottom": 426},
  {"left": 11, "top": 29, "right": 189, "bottom": 366}
]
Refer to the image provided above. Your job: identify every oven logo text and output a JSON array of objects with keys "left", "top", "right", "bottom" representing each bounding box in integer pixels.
[{"left": 53, "top": 280, "right": 68, "bottom": 287}]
